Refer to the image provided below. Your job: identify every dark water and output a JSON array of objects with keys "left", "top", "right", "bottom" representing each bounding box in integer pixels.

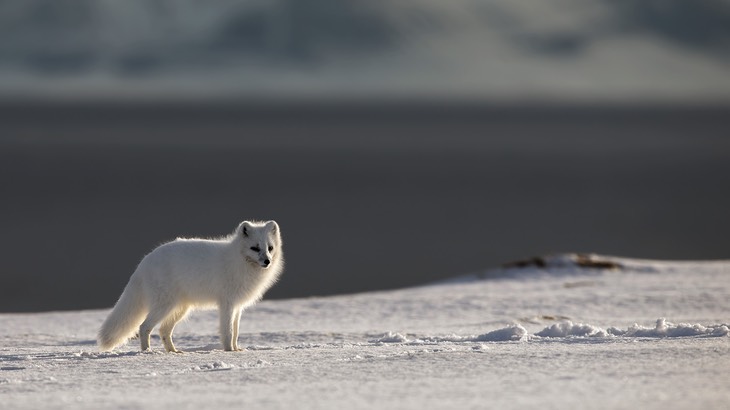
[{"left": 1, "top": 102, "right": 729, "bottom": 312}]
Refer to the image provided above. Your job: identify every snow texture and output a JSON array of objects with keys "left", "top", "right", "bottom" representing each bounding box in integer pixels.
[{"left": 1, "top": 255, "right": 729, "bottom": 409}]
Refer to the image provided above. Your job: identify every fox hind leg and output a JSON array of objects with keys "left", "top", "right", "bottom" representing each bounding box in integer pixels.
[
  {"left": 139, "top": 303, "right": 175, "bottom": 352},
  {"left": 160, "top": 307, "right": 189, "bottom": 353}
]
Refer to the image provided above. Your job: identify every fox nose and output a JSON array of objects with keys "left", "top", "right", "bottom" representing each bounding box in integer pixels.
[{"left": 263, "top": 259, "right": 270, "bottom": 266}]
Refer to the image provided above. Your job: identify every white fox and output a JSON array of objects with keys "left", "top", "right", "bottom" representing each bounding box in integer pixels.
[{"left": 98, "top": 220, "right": 284, "bottom": 353}]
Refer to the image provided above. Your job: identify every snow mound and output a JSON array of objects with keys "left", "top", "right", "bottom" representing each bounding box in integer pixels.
[
  {"left": 190, "top": 361, "right": 235, "bottom": 371},
  {"left": 536, "top": 322, "right": 610, "bottom": 338},
  {"left": 503, "top": 254, "right": 625, "bottom": 271},
  {"left": 372, "top": 332, "right": 410, "bottom": 344},
  {"left": 445, "top": 253, "right": 665, "bottom": 283},
  {"left": 368, "top": 319, "right": 728, "bottom": 345},
  {"left": 474, "top": 324, "right": 529, "bottom": 342},
  {"left": 535, "top": 319, "right": 729, "bottom": 339},
  {"left": 612, "top": 318, "right": 730, "bottom": 338}
]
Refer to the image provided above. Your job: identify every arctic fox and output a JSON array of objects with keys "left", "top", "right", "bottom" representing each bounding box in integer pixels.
[{"left": 98, "top": 220, "right": 284, "bottom": 353}]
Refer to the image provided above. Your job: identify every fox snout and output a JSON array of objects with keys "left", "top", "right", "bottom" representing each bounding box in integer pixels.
[
  {"left": 245, "top": 255, "right": 272, "bottom": 268},
  {"left": 255, "top": 252, "right": 272, "bottom": 268}
]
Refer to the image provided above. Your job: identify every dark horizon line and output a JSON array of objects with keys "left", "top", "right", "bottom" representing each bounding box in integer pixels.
[{"left": 2, "top": 97, "right": 729, "bottom": 128}]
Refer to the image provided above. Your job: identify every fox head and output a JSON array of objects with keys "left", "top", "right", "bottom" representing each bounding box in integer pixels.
[{"left": 239, "top": 220, "right": 281, "bottom": 269}]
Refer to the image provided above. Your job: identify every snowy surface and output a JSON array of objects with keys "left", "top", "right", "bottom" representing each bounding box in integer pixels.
[{"left": 1, "top": 255, "right": 729, "bottom": 409}]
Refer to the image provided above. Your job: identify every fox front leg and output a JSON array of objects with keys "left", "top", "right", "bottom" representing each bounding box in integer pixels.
[
  {"left": 218, "top": 304, "right": 236, "bottom": 351},
  {"left": 232, "top": 308, "right": 243, "bottom": 351}
]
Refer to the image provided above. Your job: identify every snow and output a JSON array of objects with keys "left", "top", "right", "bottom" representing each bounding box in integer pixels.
[
  {"left": 618, "top": 319, "right": 730, "bottom": 338},
  {"left": 535, "top": 318, "right": 730, "bottom": 338},
  {"left": 1, "top": 254, "right": 729, "bottom": 409},
  {"left": 535, "top": 321, "right": 611, "bottom": 338}
]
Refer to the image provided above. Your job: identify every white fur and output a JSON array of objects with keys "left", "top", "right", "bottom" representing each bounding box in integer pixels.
[{"left": 97, "top": 220, "right": 284, "bottom": 352}]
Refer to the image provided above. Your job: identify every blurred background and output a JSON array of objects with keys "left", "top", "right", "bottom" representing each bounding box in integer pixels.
[{"left": 1, "top": 0, "right": 729, "bottom": 312}]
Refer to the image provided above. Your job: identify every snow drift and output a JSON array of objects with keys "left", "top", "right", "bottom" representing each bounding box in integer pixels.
[
  {"left": 373, "top": 318, "right": 728, "bottom": 344},
  {"left": 536, "top": 318, "right": 729, "bottom": 338}
]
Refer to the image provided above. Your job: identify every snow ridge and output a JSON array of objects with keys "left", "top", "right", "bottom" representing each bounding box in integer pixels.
[
  {"left": 612, "top": 318, "right": 730, "bottom": 338},
  {"left": 374, "top": 319, "right": 729, "bottom": 344},
  {"left": 537, "top": 318, "right": 729, "bottom": 339}
]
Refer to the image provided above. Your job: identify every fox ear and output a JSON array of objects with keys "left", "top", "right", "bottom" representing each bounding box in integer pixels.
[
  {"left": 265, "top": 220, "right": 278, "bottom": 233},
  {"left": 241, "top": 221, "right": 253, "bottom": 237}
]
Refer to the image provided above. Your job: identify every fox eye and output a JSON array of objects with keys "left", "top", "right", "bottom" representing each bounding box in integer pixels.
[
  {"left": 268, "top": 246, "right": 273, "bottom": 251},
  {"left": 250, "top": 246, "right": 260, "bottom": 252}
]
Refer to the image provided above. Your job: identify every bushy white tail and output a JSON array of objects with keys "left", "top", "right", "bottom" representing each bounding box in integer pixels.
[{"left": 97, "top": 277, "right": 147, "bottom": 351}]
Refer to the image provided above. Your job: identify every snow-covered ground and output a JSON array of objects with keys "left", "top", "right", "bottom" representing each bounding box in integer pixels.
[{"left": 1, "top": 255, "right": 728, "bottom": 409}]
